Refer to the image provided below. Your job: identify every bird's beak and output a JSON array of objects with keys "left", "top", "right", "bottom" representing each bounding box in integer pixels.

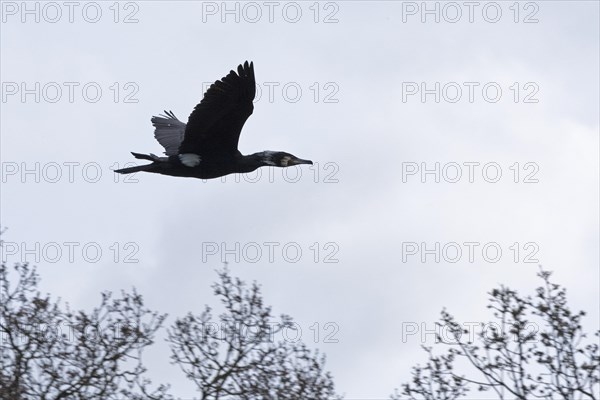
[{"left": 291, "top": 158, "right": 313, "bottom": 165}]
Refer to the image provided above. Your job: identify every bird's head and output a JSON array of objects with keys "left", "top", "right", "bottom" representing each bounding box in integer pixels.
[{"left": 259, "top": 151, "right": 313, "bottom": 167}]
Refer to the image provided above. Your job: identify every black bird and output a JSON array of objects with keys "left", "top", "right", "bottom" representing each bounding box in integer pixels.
[{"left": 114, "top": 61, "right": 312, "bottom": 179}]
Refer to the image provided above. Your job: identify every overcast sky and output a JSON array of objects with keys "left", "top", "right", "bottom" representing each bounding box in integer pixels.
[{"left": 1, "top": 1, "right": 599, "bottom": 398}]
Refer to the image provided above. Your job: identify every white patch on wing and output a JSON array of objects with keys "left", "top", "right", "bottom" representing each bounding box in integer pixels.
[{"left": 179, "top": 153, "right": 201, "bottom": 167}]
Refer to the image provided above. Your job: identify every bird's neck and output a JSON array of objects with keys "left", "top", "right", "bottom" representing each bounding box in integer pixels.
[
  {"left": 254, "top": 151, "right": 279, "bottom": 166},
  {"left": 236, "top": 152, "right": 276, "bottom": 172}
]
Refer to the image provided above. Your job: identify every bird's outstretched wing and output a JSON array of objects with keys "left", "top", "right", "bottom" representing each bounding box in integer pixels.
[
  {"left": 178, "top": 61, "right": 256, "bottom": 158},
  {"left": 152, "top": 110, "right": 187, "bottom": 156}
]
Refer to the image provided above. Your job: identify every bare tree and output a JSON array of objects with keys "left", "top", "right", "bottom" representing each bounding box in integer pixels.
[
  {"left": 393, "top": 267, "right": 600, "bottom": 400},
  {"left": 0, "top": 262, "right": 170, "bottom": 400},
  {"left": 167, "top": 268, "right": 341, "bottom": 400}
]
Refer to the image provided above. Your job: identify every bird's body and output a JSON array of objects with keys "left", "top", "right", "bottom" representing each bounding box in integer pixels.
[{"left": 115, "top": 61, "right": 312, "bottom": 179}]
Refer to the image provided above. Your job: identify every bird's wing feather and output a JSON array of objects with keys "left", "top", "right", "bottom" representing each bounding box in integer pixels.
[
  {"left": 152, "top": 110, "right": 187, "bottom": 156},
  {"left": 178, "top": 61, "right": 255, "bottom": 157}
]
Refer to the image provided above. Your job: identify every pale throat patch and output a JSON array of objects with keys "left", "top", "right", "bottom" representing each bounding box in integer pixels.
[
  {"left": 280, "top": 156, "right": 292, "bottom": 166},
  {"left": 179, "top": 153, "right": 201, "bottom": 167}
]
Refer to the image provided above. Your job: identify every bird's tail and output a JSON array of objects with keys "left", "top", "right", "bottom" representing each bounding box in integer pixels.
[
  {"left": 114, "top": 164, "right": 153, "bottom": 174},
  {"left": 114, "top": 152, "right": 158, "bottom": 174}
]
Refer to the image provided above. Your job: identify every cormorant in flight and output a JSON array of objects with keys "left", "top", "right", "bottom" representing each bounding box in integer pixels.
[{"left": 115, "top": 61, "right": 312, "bottom": 179}]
